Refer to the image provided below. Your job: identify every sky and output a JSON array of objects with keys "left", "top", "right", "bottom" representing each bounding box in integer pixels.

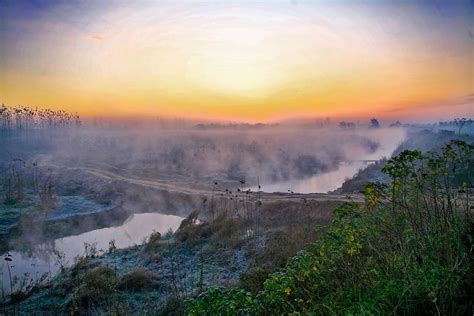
[{"left": 0, "top": 0, "right": 473, "bottom": 122}]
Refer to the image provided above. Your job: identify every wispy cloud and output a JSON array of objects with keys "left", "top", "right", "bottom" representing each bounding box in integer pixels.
[
  {"left": 385, "top": 93, "right": 474, "bottom": 113},
  {"left": 89, "top": 35, "right": 105, "bottom": 41}
]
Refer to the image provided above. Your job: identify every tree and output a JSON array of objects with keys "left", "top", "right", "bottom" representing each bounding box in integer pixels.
[
  {"left": 454, "top": 118, "right": 467, "bottom": 135},
  {"left": 370, "top": 118, "right": 380, "bottom": 128},
  {"left": 339, "top": 121, "right": 355, "bottom": 129}
]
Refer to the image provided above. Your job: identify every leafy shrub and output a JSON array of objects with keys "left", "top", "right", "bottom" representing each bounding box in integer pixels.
[
  {"left": 239, "top": 267, "right": 268, "bottom": 294},
  {"left": 186, "top": 287, "right": 257, "bottom": 315},
  {"left": 186, "top": 140, "right": 474, "bottom": 315}
]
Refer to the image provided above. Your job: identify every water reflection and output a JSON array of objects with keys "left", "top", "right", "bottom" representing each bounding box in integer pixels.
[
  {"left": 1, "top": 213, "right": 183, "bottom": 294},
  {"left": 255, "top": 129, "right": 405, "bottom": 193},
  {"left": 256, "top": 161, "right": 372, "bottom": 194}
]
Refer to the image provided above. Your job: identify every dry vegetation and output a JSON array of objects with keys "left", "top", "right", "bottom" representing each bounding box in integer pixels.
[
  {"left": 0, "top": 181, "right": 344, "bottom": 314},
  {"left": 1, "top": 109, "right": 472, "bottom": 315}
]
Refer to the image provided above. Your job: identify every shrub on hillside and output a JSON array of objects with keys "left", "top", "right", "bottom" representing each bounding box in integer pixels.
[
  {"left": 144, "top": 231, "right": 162, "bottom": 252},
  {"left": 78, "top": 265, "right": 117, "bottom": 306},
  {"left": 118, "top": 268, "right": 155, "bottom": 291},
  {"left": 186, "top": 140, "right": 474, "bottom": 315},
  {"left": 175, "top": 214, "right": 242, "bottom": 248}
]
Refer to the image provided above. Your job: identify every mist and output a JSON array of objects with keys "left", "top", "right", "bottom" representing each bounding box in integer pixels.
[
  {"left": 0, "top": 117, "right": 409, "bottom": 290},
  {"left": 33, "top": 122, "right": 406, "bottom": 192}
]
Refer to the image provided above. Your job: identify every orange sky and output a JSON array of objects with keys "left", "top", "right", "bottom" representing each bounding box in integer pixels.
[{"left": 1, "top": 1, "right": 473, "bottom": 122}]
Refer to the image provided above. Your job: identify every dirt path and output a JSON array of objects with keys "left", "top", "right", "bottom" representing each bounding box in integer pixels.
[
  {"left": 83, "top": 168, "right": 211, "bottom": 195},
  {"left": 80, "top": 167, "right": 363, "bottom": 203}
]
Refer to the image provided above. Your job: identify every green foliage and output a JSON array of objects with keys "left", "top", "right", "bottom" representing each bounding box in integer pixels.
[
  {"left": 186, "top": 140, "right": 474, "bottom": 315},
  {"left": 239, "top": 268, "right": 268, "bottom": 294},
  {"left": 186, "top": 287, "right": 257, "bottom": 315}
]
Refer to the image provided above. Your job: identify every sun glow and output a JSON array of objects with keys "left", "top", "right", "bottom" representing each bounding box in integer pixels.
[{"left": 0, "top": 1, "right": 472, "bottom": 121}]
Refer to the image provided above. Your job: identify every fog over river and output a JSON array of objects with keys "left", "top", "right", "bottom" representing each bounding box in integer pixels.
[
  {"left": 253, "top": 127, "right": 405, "bottom": 193},
  {"left": 0, "top": 124, "right": 407, "bottom": 294}
]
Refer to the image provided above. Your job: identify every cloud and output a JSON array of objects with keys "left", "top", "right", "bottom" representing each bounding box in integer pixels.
[
  {"left": 385, "top": 93, "right": 474, "bottom": 113},
  {"left": 89, "top": 35, "right": 104, "bottom": 41}
]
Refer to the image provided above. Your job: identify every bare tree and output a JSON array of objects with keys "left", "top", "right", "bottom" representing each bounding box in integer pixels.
[{"left": 454, "top": 118, "right": 467, "bottom": 135}]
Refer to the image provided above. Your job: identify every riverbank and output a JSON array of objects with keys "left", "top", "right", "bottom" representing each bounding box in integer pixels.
[
  {"left": 3, "top": 129, "right": 470, "bottom": 313},
  {"left": 1, "top": 197, "right": 343, "bottom": 314}
]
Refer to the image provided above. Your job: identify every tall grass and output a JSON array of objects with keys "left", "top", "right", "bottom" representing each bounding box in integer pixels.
[{"left": 186, "top": 140, "right": 474, "bottom": 315}]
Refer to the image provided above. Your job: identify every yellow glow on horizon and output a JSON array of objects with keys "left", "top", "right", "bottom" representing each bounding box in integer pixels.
[{"left": 1, "top": 2, "right": 472, "bottom": 122}]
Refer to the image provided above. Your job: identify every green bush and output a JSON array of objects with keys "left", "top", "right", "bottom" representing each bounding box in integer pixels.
[
  {"left": 239, "top": 267, "right": 268, "bottom": 294},
  {"left": 186, "top": 287, "right": 258, "bottom": 315},
  {"left": 186, "top": 140, "right": 474, "bottom": 315}
]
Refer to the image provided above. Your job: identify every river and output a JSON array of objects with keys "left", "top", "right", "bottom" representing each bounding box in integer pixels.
[{"left": 1, "top": 213, "right": 183, "bottom": 294}]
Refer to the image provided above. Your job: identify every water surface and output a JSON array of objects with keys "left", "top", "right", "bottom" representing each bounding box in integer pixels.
[
  {"left": 255, "top": 129, "right": 405, "bottom": 193},
  {"left": 1, "top": 213, "right": 183, "bottom": 294}
]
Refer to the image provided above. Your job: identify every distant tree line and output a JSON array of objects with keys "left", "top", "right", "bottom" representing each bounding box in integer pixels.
[
  {"left": 337, "top": 117, "right": 473, "bottom": 133},
  {"left": 338, "top": 119, "right": 380, "bottom": 129},
  {"left": 438, "top": 118, "right": 473, "bottom": 126},
  {"left": 439, "top": 118, "right": 471, "bottom": 135},
  {"left": 0, "top": 104, "right": 81, "bottom": 131}
]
